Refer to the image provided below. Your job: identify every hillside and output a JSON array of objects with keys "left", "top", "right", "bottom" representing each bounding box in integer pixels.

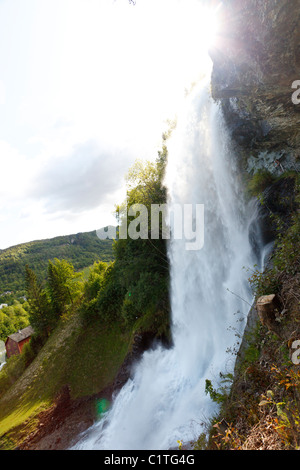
[{"left": 0, "top": 231, "right": 114, "bottom": 293}]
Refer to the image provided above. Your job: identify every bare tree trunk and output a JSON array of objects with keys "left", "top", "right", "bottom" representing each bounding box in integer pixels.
[{"left": 256, "top": 294, "right": 282, "bottom": 337}]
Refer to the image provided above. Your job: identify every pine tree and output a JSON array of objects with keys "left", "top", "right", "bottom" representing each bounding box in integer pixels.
[
  {"left": 47, "top": 259, "right": 82, "bottom": 320},
  {"left": 25, "top": 264, "right": 51, "bottom": 337}
]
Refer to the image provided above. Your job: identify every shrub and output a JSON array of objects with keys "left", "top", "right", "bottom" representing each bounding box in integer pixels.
[{"left": 121, "top": 298, "right": 139, "bottom": 324}]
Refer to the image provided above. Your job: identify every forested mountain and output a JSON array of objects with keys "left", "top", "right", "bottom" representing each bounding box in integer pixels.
[{"left": 0, "top": 231, "right": 114, "bottom": 293}]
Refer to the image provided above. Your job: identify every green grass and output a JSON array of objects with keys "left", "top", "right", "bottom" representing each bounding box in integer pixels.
[{"left": 65, "top": 320, "right": 132, "bottom": 399}]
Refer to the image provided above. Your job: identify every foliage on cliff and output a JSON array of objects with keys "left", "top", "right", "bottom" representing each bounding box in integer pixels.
[{"left": 80, "top": 141, "right": 170, "bottom": 340}]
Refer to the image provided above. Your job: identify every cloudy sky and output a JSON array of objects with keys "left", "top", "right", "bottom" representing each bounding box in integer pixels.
[{"left": 0, "top": 0, "right": 217, "bottom": 249}]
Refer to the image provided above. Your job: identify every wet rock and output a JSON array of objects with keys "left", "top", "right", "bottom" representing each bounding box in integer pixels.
[
  {"left": 112, "top": 331, "right": 157, "bottom": 391},
  {"left": 259, "top": 176, "right": 298, "bottom": 243},
  {"left": 256, "top": 294, "right": 282, "bottom": 336}
]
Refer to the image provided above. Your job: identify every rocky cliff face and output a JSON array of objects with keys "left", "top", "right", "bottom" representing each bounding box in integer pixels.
[
  {"left": 210, "top": 0, "right": 300, "bottom": 174},
  {"left": 205, "top": 3, "right": 300, "bottom": 450}
]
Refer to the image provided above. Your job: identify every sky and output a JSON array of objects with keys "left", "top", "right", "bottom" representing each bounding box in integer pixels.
[{"left": 0, "top": 0, "right": 219, "bottom": 249}]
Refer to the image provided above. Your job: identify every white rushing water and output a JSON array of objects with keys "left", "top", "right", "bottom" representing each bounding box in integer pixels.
[{"left": 74, "top": 74, "right": 260, "bottom": 450}]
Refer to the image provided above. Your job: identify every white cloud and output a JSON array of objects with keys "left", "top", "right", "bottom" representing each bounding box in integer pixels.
[
  {"left": 30, "top": 139, "right": 131, "bottom": 213},
  {"left": 0, "top": 141, "right": 33, "bottom": 201}
]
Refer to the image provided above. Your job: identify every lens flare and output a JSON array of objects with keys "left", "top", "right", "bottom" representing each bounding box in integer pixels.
[{"left": 95, "top": 398, "right": 110, "bottom": 417}]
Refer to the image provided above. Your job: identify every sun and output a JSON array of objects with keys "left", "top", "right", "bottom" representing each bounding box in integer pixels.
[
  {"left": 179, "top": 2, "right": 220, "bottom": 56},
  {"left": 161, "top": 1, "right": 220, "bottom": 92},
  {"left": 198, "top": 8, "right": 220, "bottom": 50}
]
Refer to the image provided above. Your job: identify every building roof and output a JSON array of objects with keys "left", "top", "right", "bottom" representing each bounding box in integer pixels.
[{"left": 6, "top": 326, "right": 34, "bottom": 344}]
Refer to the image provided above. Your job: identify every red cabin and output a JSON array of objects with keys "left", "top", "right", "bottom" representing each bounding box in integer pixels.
[{"left": 5, "top": 326, "right": 34, "bottom": 359}]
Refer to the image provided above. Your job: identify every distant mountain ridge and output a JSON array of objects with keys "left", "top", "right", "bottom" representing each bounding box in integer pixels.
[{"left": 0, "top": 230, "right": 114, "bottom": 292}]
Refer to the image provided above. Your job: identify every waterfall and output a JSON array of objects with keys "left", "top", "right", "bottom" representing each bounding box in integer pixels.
[{"left": 74, "top": 73, "right": 259, "bottom": 450}]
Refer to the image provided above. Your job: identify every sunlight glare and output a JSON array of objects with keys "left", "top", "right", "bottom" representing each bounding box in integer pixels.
[{"left": 53, "top": 0, "right": 220, "bottom": 152}]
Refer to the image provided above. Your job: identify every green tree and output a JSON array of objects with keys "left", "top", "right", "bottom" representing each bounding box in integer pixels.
[
  {"left": 0, "top": 303, "right": 29, "bottom": 342},
  {"left": 102, "top": 143, "right": 170, "bottom": 330},
  {"left": 47, "top": 259, "right": 83, "bottom": 321},
  {"left": 80, "top": 136, "right": 171, "bottom": 340},
  {"left": 83, "top": 261, "right": 108, "bottom": 302},
  {"left": 25, "top": 264, "right": 51, "bottom": 338}
]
